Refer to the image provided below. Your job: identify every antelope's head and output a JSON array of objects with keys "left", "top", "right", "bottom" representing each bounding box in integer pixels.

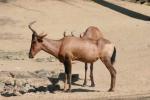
[{"left": 28, "top": 21, "right": 47, "bottom": 58}]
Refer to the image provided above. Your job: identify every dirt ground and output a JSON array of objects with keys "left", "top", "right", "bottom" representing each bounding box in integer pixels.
[{"left": 0, "top": 0, "right": 150, "bottom": 99}]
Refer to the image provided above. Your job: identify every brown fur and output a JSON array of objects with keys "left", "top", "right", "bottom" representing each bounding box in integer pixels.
[
  {"left": 80, "top": 26, "right": 103, "bottom": 87},
  {"left": 28, "top": 22, "right": 116, "bottom": 92}
]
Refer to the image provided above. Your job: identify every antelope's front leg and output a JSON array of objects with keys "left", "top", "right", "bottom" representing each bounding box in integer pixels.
[
  {"left": 67, "top": 73, "right": 72, "bottom": 92},
  {"left": 63, "top": 58, "right": 72, "bottom": 92},
  {"left": 63, "top": 61, "right": 69, "bottom": 92},
  {"left": 67, "top": 59, "right": 72, "bottom": 92},
  {"left": 63, "top": 74, "right": 68, "bottom": 91}
]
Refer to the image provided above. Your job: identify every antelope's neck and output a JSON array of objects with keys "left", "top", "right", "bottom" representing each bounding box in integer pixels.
[{"left": 42, "top": 38, "right": 63, "bottom": 58}]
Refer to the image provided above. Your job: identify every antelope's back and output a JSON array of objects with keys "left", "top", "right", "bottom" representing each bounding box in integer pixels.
[
  {"left": 83, "top": 26, "right": 103, "bottom": 40},
  {"left": 59, "top": 37, "right": 99, "bottom": 62}
]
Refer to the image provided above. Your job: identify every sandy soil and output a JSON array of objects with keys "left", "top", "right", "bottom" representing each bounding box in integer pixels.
[{"left": 0, "top": 0, "right": 150, "bottom": 99}]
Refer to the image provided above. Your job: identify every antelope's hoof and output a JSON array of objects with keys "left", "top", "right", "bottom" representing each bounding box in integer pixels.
[
  {"left": 82, "top": 84, "right": 87, "bottom": 87},
  {"left": 65, "top": 89, "right": 71, "bottom": 93},
  {"left": 63, "top": 88, "right": 68, "bottom": 92},
  {"left": 63, "top": 89, "right": 67, "bottom": 92},
  {"left": 82, "top": 82, "right": 87, "bottom": 87},
  {"left": 108, "top": 89, "right": 114, "bottom": 92},
  {"left": 90, "top": 84, "right": 95, "bottom": 87},
  {"left": 82, "top": 85, "right": 86, "bottom": 87}
]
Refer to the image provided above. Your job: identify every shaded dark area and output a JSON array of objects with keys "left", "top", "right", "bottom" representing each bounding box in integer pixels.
[
  {"left": 71, "top": 88, "right": 100, "bottom": 92},
  {"left": 93, "top": 0, "right": 150, "bottom": 21},
  {"left": 0, "top": 70, "right": 80, "bottom": 97},
  {"left": 72, "top": 82, "right": 84, "bottom": 87},
  {"left": 0, "top": 0, "right": 15, "bottom": 3},
  {"left": 124, "top": 0, "right": 150, "bottom": 4},
  {"left": 0, "top": 0, "right": 8, "bottom": 3},
  {"left": 48, "top": 73, "right": 79, "bottom": 83},
  {"left": 0, "top": 70, "right": 102, "bottom": 97}
]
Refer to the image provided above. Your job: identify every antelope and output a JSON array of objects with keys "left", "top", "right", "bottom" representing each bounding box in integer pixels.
[
  {"left": 80, "top": 26, "right": 104, "bottom": 87},
  {"left": 28, "top": 22, "right": 117, "bottom": 92},
  {"left": 64, "top": 26, "right": 104, "bottom": 87}
]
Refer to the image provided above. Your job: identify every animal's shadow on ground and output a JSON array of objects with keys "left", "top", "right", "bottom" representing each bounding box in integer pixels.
[
  {"left": 71, "top": 88, "right": 100, "bottom": 92},
  {"left": 47, "top": 73, "right": 100, "bottom": 93},
  {"left": 0, "top": 72, "right": 99, "bottom": 97}
]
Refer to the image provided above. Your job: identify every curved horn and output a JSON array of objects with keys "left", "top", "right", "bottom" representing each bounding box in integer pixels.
[
  {"left": 28, "top": 21, "right": 37, "bottom": 35},
  {"left": 39, "top": 31, "right": 44, "bottom": 36},
  {"left": 39, "top": 33, "right": 47, "bottom": 39}
]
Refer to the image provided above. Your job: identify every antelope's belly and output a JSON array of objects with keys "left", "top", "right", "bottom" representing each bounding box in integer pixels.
[
  {"left": 77, "top": 57, "right": 99, "bottom": 63},
  {"left": 73, "top": 51, "right": 99, "bottom": 63}
]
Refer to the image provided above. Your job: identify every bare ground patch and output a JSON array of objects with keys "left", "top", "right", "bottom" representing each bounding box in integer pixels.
[
  {"left": 0, "top": 32, "right": 22, "bottom": 40},
  {"left": 0, "top": 17, "right": 17, "bottom": 26},
  {"left": 0, "top": 50, "right": 57, "bottom": 62},
  {"left": 0, "top": 69, "right": 79, "bottom": 97}
]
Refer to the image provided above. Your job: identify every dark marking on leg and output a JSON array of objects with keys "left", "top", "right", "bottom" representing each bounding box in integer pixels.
[
  {"left": 90, "top": 63, "right": 95, "bottom": 87},
  {"left": 83, "top": 63, "right": 88, "bottom": 87}
]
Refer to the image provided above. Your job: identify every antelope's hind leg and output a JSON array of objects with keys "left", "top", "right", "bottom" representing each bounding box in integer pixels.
[
  {"left": 101, "top": 57, "right": 116, "bottom": 92},
  {"left": 63, "top": 61, "right": 68, "bottom": 92},
  {"left": 90, "top": 63, "right": 95, "bottom": 87},
  {"left": 83, "top": 63, "right": 88, "bottom": 87}
]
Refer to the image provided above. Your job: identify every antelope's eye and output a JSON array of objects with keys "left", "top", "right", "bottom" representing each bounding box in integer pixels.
[{"left": 32, "top": 40, "right": 36, "bottom": 43}]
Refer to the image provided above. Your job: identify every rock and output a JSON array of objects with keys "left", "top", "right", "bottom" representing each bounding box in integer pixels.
[
  {"left": 14, "top": 80, "right": 24, "bottom": 87},
  {"left": 19, "top": 83, "right": 35, "bottom": 94},
  {"left": 47, "top": 56, "right": 56, "bottom": 62},
  {"left": 5, "top": 79, "right": 14, "bottom": 86},
  {"left": 34, "top": 69, "right": 52, "bottom": 78},
  {"left": 10, "top": 71, "right": 38, "bottom": 78},
  {"left": 3, "top": 85, "right": 14, "bottom": 94},
  {"left": 35, "top": 58, "right": 45, "bottom": 62},
  {"left": 0, "top": 71, "right": 12, "bottom": 77},
  {"left": 13, "top": 91, "right": 22, "bottom": 96},
  {"left": 1, "top": 92, "right": 17, "bottom": 97},
  {"left": 0, "top": 70, "right": 78, "bottom": 96},
  {"left": 45, "top": 91, "right": 50, "bottom": 94},
  {"left": 0, "top": 82, "right": 5, "bottom": 93}
]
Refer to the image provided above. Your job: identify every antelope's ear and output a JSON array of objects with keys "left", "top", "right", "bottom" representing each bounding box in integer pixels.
[
  {"left": 39, "top": 33, "right": 47, "bottom": 39},
  {"left": 37, "top": 33, "right": 47, "bottom": 42}
]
